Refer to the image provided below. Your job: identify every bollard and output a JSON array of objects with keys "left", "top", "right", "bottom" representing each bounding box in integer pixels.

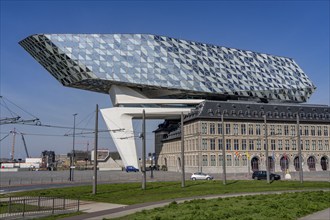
[
  {"left": 8, "top": 196, "right": 12, "bottom": 213},
  {"left": 20, "top": 179, "right": 22, "bottom": 185},
  {"left": 38, "top": 196, "right": 41, "bottom": 211},
  {"left": 8, "top": 179, "right": 11, "bottom": 186},
  {"left": 52, "top": 198, "right": 55, "bottom": 214},
  {"left": 63, "top": 198, "right": 66, "bottom": 210},
  {"left": 23, "top": 199, "right": 26, "bottom": 217},
  {"left": 31, "top": 178, "right": 32, "bottom": 184},
  {"left": 51, "top": 177, "right": 53, "bottom": 183},
  {"left": 77, "top": 198, "right": 80, "bottom": 212}
]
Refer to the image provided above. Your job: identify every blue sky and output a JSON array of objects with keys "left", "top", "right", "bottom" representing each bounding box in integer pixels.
[{"left": 0, "top": 0, "right": 329, "bottom": 159}]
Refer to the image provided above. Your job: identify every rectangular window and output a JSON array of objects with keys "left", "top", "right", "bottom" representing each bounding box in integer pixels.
[
  {"left": 312, "top": 140, "right": 316, "bottom": 151},
  {"left": 234, "top": 139, "right": 239, "bottom": 150},
  {"left": 284, "top": 125, "right": 289, "bottom": 135},
  {"left": 217, "top": 123, "right": 222, "bottom": 135},
  {"left": 218, "top": 154, "right": 223, "bottom": 166},
  {"left": 249, "top": 140, "right": 254, "bottom": 151},
  {"left": 226, "top": 124, "right": 231, "bottom": 135},
  {"left": 233, "top": 124, "right": 238, "bottom": 135},
  {"left": 277, "top": 125, "right": 282, "bottom": 135},
  {"left": 241, "top": 124, "right": 246, "bottom": 135},
  {"left": 248, "top": 124, "right": 254, "bottom": 135},
  {"left": 202, "top": 155, "right": 208, "bottom": 166},
  {"left": 271, "top": 139, "right": 276, "bottom": 151},
  {"left": 218, "top": 139, "right": 223, "bottom": 150},
  {"left": 278, "top": 140, "right": 283, "bottom": 151},
  {"left": 324, "top": 126, "right": 328, "bottom": 136},
  {"left": 317, "top": 126, "right": 322, "bottom": 136},
  {"left": 242, "top": 155, "right": 247, "bottom": 166},
  {"left": 242, "top": 139, "right": 247, "bottom": 151},
  {"left": 210, "top": 123, "right": 215, "bottom": 134},
  {"left": 300, "top": 140, "right": 303, "bottom": 150},
  {"left": 270, "top": 125, "right": 275, "bottom": 135},
  {"left": 285, "top": 140, "right": 290, "bottom": 151},
  {"left": 234, "top": 156, "right": 240, "bottom": 166},
  {"left": 226, "top": 155, "right": 232, "bottom": 166},
  {"left": 311, "top": 126, "right": 315, "bottom": 136},
  {"left": 202, "top": 139, "right": 208, "bottom": 150},
  {"left": 226, "top": 139, "right": 231, "bottom": 150},
  {"left": 201, "top": 122, "right": 207, "bottom": 134},
  {"left": 292, "top": 140, "right": 296, "bottom": 151},
  {"left": 210, "top": 155, "right": 216, "bottom": 166},
  {"left": 305, "top": 140, "right": 310, "bottom": 151},
  {"left": 318, "top": 140, "right": 323, "bottom": 150},
  {"left": 210, "top": 139, "right": 215, "bottom": 150},
  {"left": 291, "top": 125, "right": 296, "bottom": 136},
  {"left": 325, "top": 140, "right": 329, "bottom": 151},
  {"left": 256, "top": 139, "right": 261, "bottom": 150},
  {"left": 299, "top": 126, "right": 302, "bottom": 135},
  {"left": 256, "top": 124, "right": 261, "bottom": 135},
  {"left": 304, "top": 126, "right": 309, "bottom": 136}
]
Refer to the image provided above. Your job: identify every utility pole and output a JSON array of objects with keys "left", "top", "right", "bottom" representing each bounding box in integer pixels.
[
  {"left": 181, "top": 112, "right": 185, "bottom": 188},
  {"left": 150, "top": 153, "right": 154, "bottom": 179},
  {"left": 142, "top": 109, "right": 146, "bottom": 190},
  {"left": 70, "top": 113, "right": 78, "bottom": 181},
  {"left": 264, "top": 115, "right": 270, "bottom": 184},
  {"left": 297, "top": 114, "right": 303, "bottom": 183},
  {"left": 221, "top": 114, "right": 226, "bottom": 185},
  {"left": 93, "top": 104, "right": 98, "bottom": 195},
  {"left": 11, "top": 128, "right": 16, "bottom": 161}
]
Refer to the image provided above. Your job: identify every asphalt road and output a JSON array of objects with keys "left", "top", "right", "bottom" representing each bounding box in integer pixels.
[{"left": 0, "top": 170, "right": 329, "bottom": 194}]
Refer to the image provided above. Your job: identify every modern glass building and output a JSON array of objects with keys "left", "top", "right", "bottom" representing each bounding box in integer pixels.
[
  {"left": 20, "top": 34, "right": 315, "bottom": 103},
  {"left": 20, "top": 34, "right": 325, "bottom": 170}
]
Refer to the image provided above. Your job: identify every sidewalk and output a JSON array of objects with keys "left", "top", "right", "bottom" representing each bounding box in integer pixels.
[
  {"left": 299, "top": 208, "right": 330, "bottom": 220},
  {"left": 63, "top": 189, "right": 330, "bottom": 220}
]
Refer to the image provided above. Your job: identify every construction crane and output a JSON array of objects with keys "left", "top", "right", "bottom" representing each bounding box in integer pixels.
[
  {"left": 21, "top": 134, "right": 30, "bottom": 158},
  {"left": 8, "top": 129, "right": 30, "bottom": 160}
]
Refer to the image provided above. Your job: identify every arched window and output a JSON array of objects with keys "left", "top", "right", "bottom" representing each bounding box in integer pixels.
[
  {"left": 307, "top": 156, "right": 316, "bottom": 171},
  {"left": 321, "top": 156, "right": 329, "bottom": 171},
  {"left": 251, "top": 157, "right": 259, "bottom": 171},
  {"left": 294, "top": 156, "right": 300, "bottom": 171},
  {"left": 280, "top": 156, "right": 289, "bottom": 171}
]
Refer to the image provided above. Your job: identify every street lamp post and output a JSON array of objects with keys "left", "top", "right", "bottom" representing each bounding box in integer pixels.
[
  {"left": 93, "top": 104, "right": 98, "bottom": 194},
  {"left": 70, "top": 113, "right": 78, "bottom": 182},
  {"left": 264, "top": 115, "right": 270, "bottom": 184},
  {"left": 221, "top": 114, "right": 226, "bottom": 185},
  {"left": 181, "top": 112, "right": 185, "bottom": 188},
  {"left": 142, "top": 109, "right": 146, "bottom": 190},
  {"left": 297, "top": 114, "right": 303, "bottom": 183}
]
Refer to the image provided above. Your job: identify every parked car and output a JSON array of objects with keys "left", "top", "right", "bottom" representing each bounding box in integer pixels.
[
  {"left": 190, "top": 172, "right": 214, "bottom": 180},
  {"left": 252, "top": 171, "right": 281, "bottom": 180},
  {"left": 125, "top": 166, "right": 139, "bottom": 172}
]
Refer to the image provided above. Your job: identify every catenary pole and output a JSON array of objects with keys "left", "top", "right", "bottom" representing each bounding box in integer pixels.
[
  {"left": 264, "top": 115, "right": 270, "bottom": 184},
  {"left": 297, "top": 114, "right": 303, "bottom": 183},
  {"left": 93, "top": 104, "right": 98, "bottom": 194},
  {"left": 71, "top": 113, "right": 77, "bottom": 181},
  {"left": 142, "top": 109, "right": 146, "bottom": 190},
  {"left": 221, "top": 114, "right": 226, "bottom": 185},
  {"left": 181, "top": 112, "right": 185, "bottom": 187}
]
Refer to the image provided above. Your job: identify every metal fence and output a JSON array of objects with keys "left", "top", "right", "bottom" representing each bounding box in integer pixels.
[{"left": 0, "top": 196, "right": 79, "bottom": 219}]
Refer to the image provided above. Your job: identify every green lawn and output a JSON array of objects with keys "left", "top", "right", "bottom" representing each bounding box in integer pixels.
[
  {"left": 0, "top": 202, "right": 39, "bottom": 214},
  {"left": 7, "top": 180, "right": 330, "bottom": 205},
  {"left": 112, "top": 191, "right": 330, "bottom": 220}
]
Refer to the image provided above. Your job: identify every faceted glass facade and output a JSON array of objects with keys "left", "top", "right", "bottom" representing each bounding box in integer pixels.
[{"left": 20, "top": 34, "right": 315, "bottom": 102}]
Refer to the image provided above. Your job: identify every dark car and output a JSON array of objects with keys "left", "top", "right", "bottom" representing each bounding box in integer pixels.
[
  {"left": 125, "top": 166, "right": 139, "bottom": 172},
  {"left": 252, "top": 171, "right": 281, "bottom": 180}
]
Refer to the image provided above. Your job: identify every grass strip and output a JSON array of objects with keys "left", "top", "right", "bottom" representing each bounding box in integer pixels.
[
  {"left": 7, "top": 180, "right": 330, "bottom": 205},
  {"left": 112, "top": 191, "right": 330, "bottom": 220}
]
